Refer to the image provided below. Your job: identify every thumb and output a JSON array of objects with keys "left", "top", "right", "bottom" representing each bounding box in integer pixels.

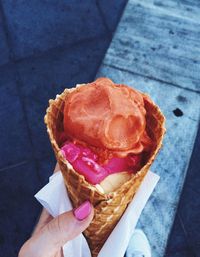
[
  {"left": 21, "top": 201, "right": 94, "bottom": 256},
  {"left": 44, "top": 201, "right": 94, "bottom": 247}
]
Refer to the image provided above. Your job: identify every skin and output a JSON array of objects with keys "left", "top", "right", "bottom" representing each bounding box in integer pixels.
[{"left": 19, "top": 164, "right": 94, "bottom": 257}]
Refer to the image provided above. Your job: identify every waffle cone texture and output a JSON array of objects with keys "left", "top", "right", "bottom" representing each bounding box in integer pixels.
[{"left": 44, "top": 84, "right": 165, "bottom": 257}]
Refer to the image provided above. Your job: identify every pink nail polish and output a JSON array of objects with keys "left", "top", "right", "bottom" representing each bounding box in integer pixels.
[{"left": 73, "top": 201, "right": 92, "bottom": 221}]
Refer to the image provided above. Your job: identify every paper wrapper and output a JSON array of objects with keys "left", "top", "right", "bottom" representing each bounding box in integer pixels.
[
  {"left": 35, "top": 170, "right": 159, "bottom": 257},
  {"left": 44, "top": 83, "right": 165, "bottom": 255}
]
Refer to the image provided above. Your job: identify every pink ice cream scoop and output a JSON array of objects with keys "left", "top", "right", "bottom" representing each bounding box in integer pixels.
[
  {"left": 103, "top": 155, "right": 141, "bottom": 174},
  {"left": 61, "top": 142, "right": 141, "bottom": 185}
]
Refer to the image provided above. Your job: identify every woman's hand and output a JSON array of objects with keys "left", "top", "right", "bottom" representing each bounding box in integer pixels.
[
  {"left": 19, "top": 164, "right": 94, "bottom": 257},
  {"left": 19, "top": 201, "right": 93, "bottom": 257}
]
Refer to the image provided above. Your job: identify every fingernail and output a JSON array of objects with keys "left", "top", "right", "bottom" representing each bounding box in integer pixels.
[{"left": 73, "top": 201, "right": 92, "bottom": 221}]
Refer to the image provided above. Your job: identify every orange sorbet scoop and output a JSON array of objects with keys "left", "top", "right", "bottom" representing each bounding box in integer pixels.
[{"left": 63, "top": 78, "right": 152, "bottom": 155}]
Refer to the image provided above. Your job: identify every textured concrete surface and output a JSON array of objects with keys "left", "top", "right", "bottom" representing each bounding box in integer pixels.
[
  {"left": 165, "top": 127, "right": 200, "bottom": 257},
  {"left": 0, "top": 14, "right": 9, "bottom": 65},
  {"left": 103, "top": 0, "right": 200, "bottom": 92},
  {"left": 0, "top": 65, "right": 33, "bottom": 168},
  {"left": 1, "top": 0, "right": 107, "bottom": 59},
  {"left": 0, "top": 1, "right": 199, "bottom": 257}
]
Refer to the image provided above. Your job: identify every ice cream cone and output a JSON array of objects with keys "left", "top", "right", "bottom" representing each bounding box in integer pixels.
[{"left": 44, "top": 83, "right": 165, "bottom": 256}]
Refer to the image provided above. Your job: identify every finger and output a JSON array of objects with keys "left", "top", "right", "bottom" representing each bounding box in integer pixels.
[
  {"left": 45, "top": 201, "right": 94, "bottom": 247},
  {"left": 32, "top": 209, "right": 53, "bottom": 236}
]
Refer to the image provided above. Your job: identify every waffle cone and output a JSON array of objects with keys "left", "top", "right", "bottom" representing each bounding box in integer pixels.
[{"left": 44, "top": 84, "right": 165, "bottom": 257}]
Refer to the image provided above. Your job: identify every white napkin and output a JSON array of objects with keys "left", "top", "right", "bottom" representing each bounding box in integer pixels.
[{"left": 35, "top": 171, "right": 159, "bottom": 257}]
